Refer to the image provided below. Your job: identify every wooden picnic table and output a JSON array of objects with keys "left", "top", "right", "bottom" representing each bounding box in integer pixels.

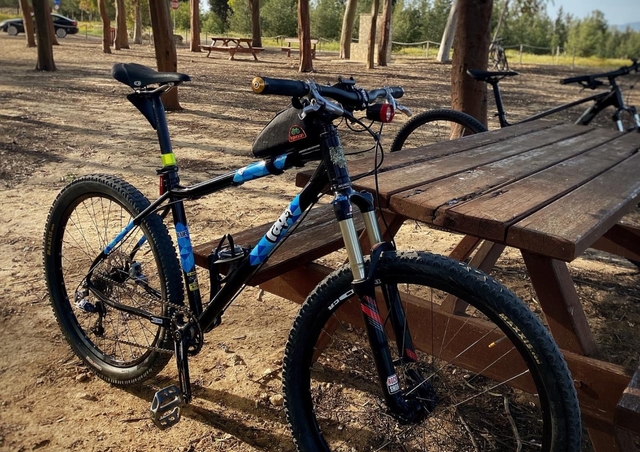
[
  {"left": 194, "top": 120, "right": 640, "bottom": 451},
  {"left": 281, "top": 37, "right": 318, "bottom": 59},
  {"left": 200, "top": 37, "right": 264, "bottom": 60}
]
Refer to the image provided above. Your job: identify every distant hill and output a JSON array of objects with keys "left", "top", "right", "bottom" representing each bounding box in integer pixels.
[{"left": 618, "top": 22, "right": 640, "bottom": 31}]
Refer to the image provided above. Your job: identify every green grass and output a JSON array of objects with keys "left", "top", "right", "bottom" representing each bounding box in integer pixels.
[{"left": 503, "top": 49, "right": 632, "bottom": 68}]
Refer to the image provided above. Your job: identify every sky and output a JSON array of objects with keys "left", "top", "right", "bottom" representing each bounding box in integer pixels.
[{"left": 545, "top": 0, "right": 640, "bottom": 26}]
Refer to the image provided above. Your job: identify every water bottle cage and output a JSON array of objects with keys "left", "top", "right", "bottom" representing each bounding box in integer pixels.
[{"left": 208, "top": 234, "right": 251, "bottom": 297}]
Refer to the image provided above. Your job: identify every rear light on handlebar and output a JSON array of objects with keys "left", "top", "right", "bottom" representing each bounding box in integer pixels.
[{"left": 366, "top": 103, "right": 395, "bottom": 123}]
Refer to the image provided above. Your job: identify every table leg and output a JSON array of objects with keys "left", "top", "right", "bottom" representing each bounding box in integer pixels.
[
  {"left": 520, "top": 252, "right": 628, "bottom": 452},
  {"left": 448, "top": 235, "right": 482, "bottom": 262},
  {"left": 442, "top": 239, "right": 505, "bottom": 314},
  {"left": 521, "top": 251, "right": 598, "bottom": 356},
  {"left": 591, "top": 223, "right": 640, "bottom": 261}
]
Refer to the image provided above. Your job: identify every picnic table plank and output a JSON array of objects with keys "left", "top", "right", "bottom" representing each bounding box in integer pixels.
[
  {"left": 352, "top": 122, "right": 594, "bottom": 206},
  {"left": 508, "top": 150, "right": 640, "bottom": 260},
  {"left": 436, "top": 132, "right": 639, "bottom": 248},
  {"left": 388, "top": 127, "right": 619, "bottom": 224}
]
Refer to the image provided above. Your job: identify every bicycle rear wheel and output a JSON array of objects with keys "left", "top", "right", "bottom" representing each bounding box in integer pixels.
[
  {"left": 390, "top": 109, "right": 487, "bottom": 152},
  {"left": 43, "top": 174, "right": 184, "bottom": 385},
  {"left": 283, "top": 251, "right": 581, "bottom": 452}
]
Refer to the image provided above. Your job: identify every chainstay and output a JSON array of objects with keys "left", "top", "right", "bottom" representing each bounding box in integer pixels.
[{"left": 86, "top": 271, "right": 197, "bottom": 357}]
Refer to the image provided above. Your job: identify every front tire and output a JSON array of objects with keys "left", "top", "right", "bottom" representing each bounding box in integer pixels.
[
  {"left": 43, "top": 174, "right": 184, "bottom": 385},
  {"left": 390, "top": 109, "right": 487, "bottom": 152},
  {"left": 283, "top": 251, "right": 581, "bottom": 451},
  {"left": 7, "top": 24, "right": 18, "bottom": 36}
]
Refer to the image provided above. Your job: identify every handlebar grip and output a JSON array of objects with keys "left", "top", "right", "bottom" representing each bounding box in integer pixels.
[
  {"left": 388, "top": 86, "right": 404, "bottom": 99},
  {"left": 560, "top": 75, "right": 587, "bottom": 85},
  {"left": 252, "top": 76, "right": 309, "bottom": 97}
]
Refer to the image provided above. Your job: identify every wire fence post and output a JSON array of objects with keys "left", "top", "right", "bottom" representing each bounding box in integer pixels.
[
  {"left": 572, "top": 47, "right": 576, "bottom": 70},
  {"left": 425, "top": 41, "right": 430, "bottom": 58},
  {"left": 519, "top": 44, "right": 523, "bottom": 65}
]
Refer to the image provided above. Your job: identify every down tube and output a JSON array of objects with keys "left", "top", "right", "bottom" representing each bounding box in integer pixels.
[{"left": 248, "top": 194, "right": 304, "bottom": 266}]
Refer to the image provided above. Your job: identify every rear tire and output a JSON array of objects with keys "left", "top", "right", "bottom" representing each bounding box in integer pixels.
[
  {"left": 390, "top": 109, "right": 487, "bottom": 152},
  {"left": 283, "top": 251, "right": 581, "bottom": 451},
  {"left": 55, "top": 27, "right": 67, "bottom": 38},
  {"left": 43, "top": 174, "right": 184, "bottom": 385}
]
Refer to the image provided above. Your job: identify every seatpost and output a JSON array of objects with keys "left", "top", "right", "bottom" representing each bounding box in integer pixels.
[
  {"left": 151, "top": 94, "right": 175, "bottom": 158},
  {"left": 489, "top": 79, "right": 510, "bottom": 127}
]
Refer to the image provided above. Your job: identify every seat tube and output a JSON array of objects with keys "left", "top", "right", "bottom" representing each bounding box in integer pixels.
[
  {"left": 151, "top": 95, "right": 175, "bottom": 160},
  {"left": 152, "top": 94, "right": 204, "bottom": 316}
]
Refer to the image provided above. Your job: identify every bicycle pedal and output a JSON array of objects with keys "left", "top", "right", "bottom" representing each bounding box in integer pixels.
[{"left": 150, "top": 385, "right": 182, "bottom": 429}]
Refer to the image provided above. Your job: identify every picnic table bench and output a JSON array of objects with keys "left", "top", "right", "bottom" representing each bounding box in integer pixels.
[
  {"left": 193, "top": 120, "right": 640, "bottom": 451},
  {"left": 200, "top": 37, "right": 264, "bottom": 60},
  {"left": 281, "top": 37, "right": 318, "bottom": 58}
]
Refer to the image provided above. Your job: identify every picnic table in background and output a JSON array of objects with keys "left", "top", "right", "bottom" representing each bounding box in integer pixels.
[
  {"left": 281, "top": 37, "right": 318, "bottom": 59},
  {"left": 200, "top": 37, "right": 264, "bottom": 61}
]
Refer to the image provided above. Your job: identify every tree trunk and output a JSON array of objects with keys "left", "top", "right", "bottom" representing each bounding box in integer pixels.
[
  {"left": 20, "top": 0, "right": 36, "bottom": 47},
  {"left": 451, "top": 0, "right": 493, "bottom": 131},
  {"left": 133, "top": 0, "right": 143, "bottom": 44},
  {"left": 32, "top": 0, "right": 56, "bottom": 70},
  {"left": 115, "top": 0, "right": 130, "bottom": 49},
  {"left": 366, "top": 0, "right": 379, "bottom": 69},
  {"left": 339, "top": 0, "right": 357, "bottom": 59},
  {"left": 148, "top": 0, "right": 182, "bottom": 110},
  {"left": 190, "top": 0, "right": 201, "bottom": 51},
  {"left": 491, "top": 0, "right": 509, "bottom": 42},
  {"left": 248, "top": 0, "right": 261, "bottom": 48},
  {"left": 298, "top": 0, "right": 313, "bottom": 72},
  {"left": 377, "top": 0, "right": 391, "bottom": 66},
  {"left": 99, "top": 0, "right": 112, "bottom": 53},
  {"left": 19, "top": 0, "right": 35, "bottom": 47},
  {"left": 47, "top": 7, "right": 59, "bottom": 45},
  {"left": 437, "top": 0, "right": 459, "bottom": 63}
]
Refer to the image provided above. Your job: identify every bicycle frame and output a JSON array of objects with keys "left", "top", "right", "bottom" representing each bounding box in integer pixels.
[
  {"left": 96, "top": 85, "right": 419, "bottom": 419},
  {"left": 489, "top": 77, "right": 640, "bottom": 131}
]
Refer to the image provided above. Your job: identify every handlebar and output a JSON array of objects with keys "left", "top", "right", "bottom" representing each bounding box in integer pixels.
[
  {"left": 560, "top": 59, "right": 640, "bottom": 89},
  {"left": 251, "top": 76, "right": 404, "bottom": 111}
]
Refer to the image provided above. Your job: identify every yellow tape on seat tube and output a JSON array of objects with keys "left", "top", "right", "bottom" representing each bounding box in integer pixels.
[{"left": 161, "top": 153, "right": 176, "bottom": 167}]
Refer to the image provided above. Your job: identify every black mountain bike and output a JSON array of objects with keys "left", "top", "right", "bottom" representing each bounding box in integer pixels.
[
  {"left": 489, "top": 37, "right": 509, "bottom": 71},
  {"left": 391, "top": 59, "right": 640, "bottom": 152},
  {"left": 43, "top": 63, "right": 580, "bottom": 451}
]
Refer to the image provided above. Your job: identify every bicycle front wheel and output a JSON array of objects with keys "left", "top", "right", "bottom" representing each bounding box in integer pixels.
[
  {"left": 283, "top": 251, "right": 581, "bottom": 452},
  {"left": 390, "top": 109, "right": 487, "bottom": 152},
  {"left": 43, "top": 174, "right": 184, "bottom": 385}
]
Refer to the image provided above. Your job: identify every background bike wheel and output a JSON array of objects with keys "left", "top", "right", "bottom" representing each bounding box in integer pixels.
[
  {"left": 283, "top": 251, "right": 580, "bottom": 452},
  {"left": 390, "top": 109, "right": 487, "bottom": 152},
  {"left": 43, "top": 174, "right": 184, "bottom": 385}
]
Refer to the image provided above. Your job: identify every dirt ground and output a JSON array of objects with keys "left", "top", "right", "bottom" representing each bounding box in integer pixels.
[{"left": 0, "top": 35, "right": 639, "bottom": 452}]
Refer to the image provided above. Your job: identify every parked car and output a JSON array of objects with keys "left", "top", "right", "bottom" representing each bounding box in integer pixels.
[{"left": 0, "top": 13, "right": 79, "bottom": 38}]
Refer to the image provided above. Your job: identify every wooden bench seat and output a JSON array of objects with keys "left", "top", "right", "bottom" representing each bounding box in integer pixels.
[
  {"left": 192, "top": 203, "right": 363, "bottom": 286},
  {"left": 281, "top": 38, "right": 318, "bottom": 59}
]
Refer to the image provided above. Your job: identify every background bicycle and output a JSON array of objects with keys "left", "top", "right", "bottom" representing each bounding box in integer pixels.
[
  {"left": 489, "top": 37, "right": 509, "bottom": 71},
  {"left": 391, "top": 59, "right": 640, "bottom": 152}
]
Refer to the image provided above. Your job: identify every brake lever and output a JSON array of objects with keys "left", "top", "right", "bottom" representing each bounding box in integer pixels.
[
  {"left": 300, "top": 80, "right": 345, "bottom": 119},
  {"left": 382, "top": 88, "right": 412, "bottom": 117},
  {"left": 396, "top": 104, "right": 413, "bottom": 117}
]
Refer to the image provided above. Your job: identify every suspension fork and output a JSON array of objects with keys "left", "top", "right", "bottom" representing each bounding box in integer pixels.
[{"left": 320, "top": 122, "right": 420, "bottom": 419}]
